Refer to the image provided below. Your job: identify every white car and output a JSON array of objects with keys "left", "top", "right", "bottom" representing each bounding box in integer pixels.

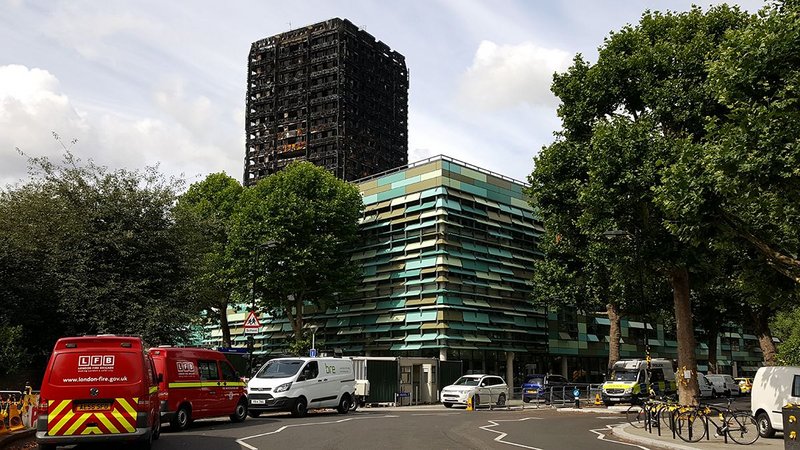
[
  {"left": 706, "top": 374, "right": 741, "bottom": 397},
  {"left": 441, "top": 374, "right": 508, "bottom": 408}
]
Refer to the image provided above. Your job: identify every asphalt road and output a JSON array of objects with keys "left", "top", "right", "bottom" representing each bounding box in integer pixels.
[
  {"left": 9, "top": 396, "right": 752, "bottom": 450},
  {"left": 152, "top": 406, "right": 647, "bottom": 450}
]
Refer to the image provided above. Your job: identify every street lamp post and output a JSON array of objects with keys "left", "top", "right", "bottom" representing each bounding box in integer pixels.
[
  {"left": 248, "top": 240, "right": 277, "bottom": 375},
  {"left": 309, "top": 324, "right": 319, "bottom": 357},
  {"left": 603, "top": 229, "right": 652, "bottom": 392}
]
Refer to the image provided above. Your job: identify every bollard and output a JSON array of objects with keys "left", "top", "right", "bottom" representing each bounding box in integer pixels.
[{"left": 573, "top": 388, "right": 581, "bottom": 409}]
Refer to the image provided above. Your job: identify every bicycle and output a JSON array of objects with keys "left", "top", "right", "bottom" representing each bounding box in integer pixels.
[{"left": 674, "top": 398, "right": 759, "bottom": 445}]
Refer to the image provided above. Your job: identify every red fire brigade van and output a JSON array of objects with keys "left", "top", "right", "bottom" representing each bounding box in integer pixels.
[
  {"left": 149, "top": 347, "right": 247, "bottom": 430},
  {"left": 35, "top": 335, "right": 161, "bottom": 450}
]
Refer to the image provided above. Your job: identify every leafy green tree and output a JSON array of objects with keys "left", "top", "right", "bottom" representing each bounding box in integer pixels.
[
  {"left": 0, "top": 148, "right": 199, "bottom": 378},
  {"left": 229, "top": 162, "right": 364, "bottom": 344},
  {"left": 174, "top": 173, "right": 243, "bottom": 347},
  {"left": 0, "top": 324, "right": 26, "bottom": 379},
  {"left": 529, "top": 6, "right": 752, "bottom": 404},
  {"left": 772, "top": 306, "right": 800, "bottom": 365}
]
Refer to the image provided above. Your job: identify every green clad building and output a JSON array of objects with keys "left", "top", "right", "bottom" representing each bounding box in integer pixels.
[{"left": 204, "top": 155, "right": 765, "bottom": 385}]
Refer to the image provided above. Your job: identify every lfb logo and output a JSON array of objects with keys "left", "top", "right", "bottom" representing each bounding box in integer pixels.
[
  {"left": 78, "top": 355, "right": 115, "bottom": 368},
  {"left": 176, "top": 361, "right": 195, "bottom": 375}
]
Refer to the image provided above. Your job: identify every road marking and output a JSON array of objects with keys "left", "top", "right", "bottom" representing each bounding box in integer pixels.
[
  {"left": 589, "top": 424, "right": 651, "bottom": 450},
  {"left": 479, "top": 417, "right": 545, "bottom": 450},
  {"left": 411, "top": 412, "right": 460, "bottom": 416},
  {"left": 236, "top": 415, "right": 399, "bottom": 450}
]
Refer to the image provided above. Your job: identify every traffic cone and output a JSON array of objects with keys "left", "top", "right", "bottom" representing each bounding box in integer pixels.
[
  {"left": 594, "top": 393, "right": 603, "bottom": 406},
  {"left": 8, "top": 403, "right": 23, "bottom": 431}
]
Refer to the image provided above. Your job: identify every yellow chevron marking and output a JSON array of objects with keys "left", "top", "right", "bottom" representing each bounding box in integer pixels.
[
  {"left": 116, "top": 398, "right": 137, "bottom": 420},
  {"left": 149, "top": 386, "right": 158, "bottom": 394},
  {"left": 98, "top": 412, "right": 122, "bottom": 433},
  {"left": 48, "top": 400, "right": 70, "bottom": 420},
  {"left": 111, "top": 409, "right": 135, "bottom": 433},
  {"left": 49, "top": 408, "right": 75, "bottom": 435},
  {"left": 63, "top": 412, "right": 90, "bottom": 436},
  {"left": 81, "top": 425, "right": 103, "bottom": 435}
]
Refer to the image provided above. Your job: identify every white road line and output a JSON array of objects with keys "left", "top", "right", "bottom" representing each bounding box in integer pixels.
[
  {"left": 479, "top": 417, "right": 545, "bottom": 450},
  {"left": 235, "top": 415, "right": 399, "bottom": 450},
  {"left": 411, "top": 412, "right": 461, "bottom": 416},
  {"left": 589, "top": 424, "right": 651, "bottom": 450}
]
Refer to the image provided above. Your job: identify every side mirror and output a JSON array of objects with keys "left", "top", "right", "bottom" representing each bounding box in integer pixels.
[{"left": 157, "top": 373, "right": 164, "bottom": 383}]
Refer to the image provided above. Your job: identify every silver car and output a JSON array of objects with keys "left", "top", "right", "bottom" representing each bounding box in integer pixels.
[{"left": 441, "top": 374, "right": 508, "bottom": 408}]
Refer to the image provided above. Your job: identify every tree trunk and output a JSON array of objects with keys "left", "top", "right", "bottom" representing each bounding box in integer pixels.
[
  {"left": 671, "top": 267, "right": 699, "bottom": 405},
  {"left": 706, "top": 323, "right": 719, "bottom": 375},
  {"left": 752, "top": 305, "right": 778, "bottom": 366},
  {"left": 219, "top": 300, "right": 232, "bottom": 348},
  {"left": 607, "top": 302, "right": 622, "bottom": 374}
]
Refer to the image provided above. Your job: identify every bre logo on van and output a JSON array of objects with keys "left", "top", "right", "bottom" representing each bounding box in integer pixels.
[{"left": 77, "top": 355, "right": 116, "bottom": 372}]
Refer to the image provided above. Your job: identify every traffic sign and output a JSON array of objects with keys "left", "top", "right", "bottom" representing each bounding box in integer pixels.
[
  {"left": 243, "top": 311, "right": 261, "bottom": 334},
  {"left": 309, "top": 348, "right": 317, "bottom": 358}
]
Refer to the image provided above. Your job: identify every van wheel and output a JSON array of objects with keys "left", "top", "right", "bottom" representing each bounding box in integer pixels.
[
  {"left": 349, "top": 396, "right": 360, "bottom": 412},
  {"left": 152, "top": 417, "right": 161, "bottom": 440},
  {"left": 37, "top": 445, "right": 56, "bottom": 450},
  {"left": 756, "top": 412, "right": 775, "bottom": 438},
  {"left": 291, "top": 397, "right": 308, "bottom": 418},
  {"left": 230, "top": 398, "right": 248, "bottom": 423},
  {"left": 171, "top": 405, "right": 192, "bottom": 431},
  {"left": 248, "top": 411, "right": 262, "bottom": 418},
  {"left": 136, "top": 428, "right": 153, "bottom": 450},
  {"left": 337, "top": 394, "right": 351, "bottom": 414}
]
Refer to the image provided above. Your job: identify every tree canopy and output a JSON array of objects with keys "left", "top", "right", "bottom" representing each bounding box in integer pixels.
[{"left": 229, "top": 162, "right": 364, "bottom": 341}]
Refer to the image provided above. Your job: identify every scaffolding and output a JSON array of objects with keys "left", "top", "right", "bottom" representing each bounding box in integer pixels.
[{"left": 245, "top": 18, "right": 409, "bottom": 185}]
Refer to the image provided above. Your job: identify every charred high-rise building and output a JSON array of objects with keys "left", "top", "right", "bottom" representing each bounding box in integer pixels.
[{"left": 245, "top": 18, "right": 408, "bottom": 184}]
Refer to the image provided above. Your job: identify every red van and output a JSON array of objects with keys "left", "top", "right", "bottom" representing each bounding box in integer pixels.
[
  {"left": 35, "top": 335, "right": 160, "bottom": 450},
  {"left": 149, "top": 347, "right": 247, "bottom": 430}
]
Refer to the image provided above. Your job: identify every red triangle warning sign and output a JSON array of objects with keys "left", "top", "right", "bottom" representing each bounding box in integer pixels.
[{"left": 244, "top": 311, "right": 261, "bottom": 333}]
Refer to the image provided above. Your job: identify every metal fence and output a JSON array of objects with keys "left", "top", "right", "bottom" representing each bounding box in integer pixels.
[{"left": 517, "top": 383, "right": 605, "bottom": 408}]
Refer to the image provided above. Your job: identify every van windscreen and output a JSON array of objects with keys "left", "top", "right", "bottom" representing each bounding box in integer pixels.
[
  {"left": 49, "top": 352, "right": 143, "bottom": 385},
  {"left": 256, "top": 359, "right": 303, "bottom": 379},
  {"left": 611, "top": 370, "right": 639, "bottom": 382}
]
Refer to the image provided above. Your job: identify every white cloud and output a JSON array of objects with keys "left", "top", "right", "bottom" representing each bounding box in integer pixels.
[
  {"left": 458, "top": 40, "right": 572, "bottom": 111},
  {"left": 0, "top": 64, "right": 241, "bottom": 188}
]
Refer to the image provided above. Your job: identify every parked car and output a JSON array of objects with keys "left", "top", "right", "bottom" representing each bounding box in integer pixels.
[
  {"left": 751, "top": 366, "right": 800, "bottom": 438},
  {"left": 149, "top": 347, "right": 248, "bottom": 430},
  {"left": 706, "top": 374, "right": 741, "bottom": 397},
  {"left": 521, "top": 374, "right": 567, "bottom": 403},
  {"left": 441, "top": 374, "right": 508, "bottom": 408},
  {"left": 735, "top": 377, "right": 753, "bottom": 395},
  {"left": 697, "top": 373, "right": 714, "bottom": 399}
]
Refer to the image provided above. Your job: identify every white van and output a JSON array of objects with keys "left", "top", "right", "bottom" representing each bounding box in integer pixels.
[
  {"left": 706, "top": 374, "right": 741, "bottom": 397},
  {"left": 751, "top": 366, "right": 800, "bottom": 437},
  {"left": 247, "top": 357, "right": 356, "bottom": 418},
  {"left": 697, "top": 373, "right": 714, "bottom": 399},
  {"left": 602, "top": 359, "right": 676, "bottom": 404}
]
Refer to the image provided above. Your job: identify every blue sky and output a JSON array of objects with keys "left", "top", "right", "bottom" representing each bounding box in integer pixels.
[{"left": 0, "top": 0, "right": 764, "bottom": 187}]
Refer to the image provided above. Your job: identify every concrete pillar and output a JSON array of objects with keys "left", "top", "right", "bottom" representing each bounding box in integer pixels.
[
  {"left": 561, "top": 357, "right": 568, "bottom": 378},
  {"left": 439, "top": 348, "right": 447, "bottom": 361},
  {"left": 505, "top": 352, "right": 515, "bottom": 395},
  {"left": 732, "top": 361, "right": 738, "bottom": 378}
]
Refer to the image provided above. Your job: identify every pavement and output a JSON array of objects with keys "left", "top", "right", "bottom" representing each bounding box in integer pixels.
[
  {"left": 551, "top": 405, "right": 783, "bottom": 449},
  {"left": 0, "top": 429, "right": 35, "bottom": 450}
]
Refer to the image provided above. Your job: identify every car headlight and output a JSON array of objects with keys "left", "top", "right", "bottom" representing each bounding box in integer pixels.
[
  {"left": 274, "top": 382, "right": 292, "bottom": 393},
  {"left": 624, "top": 387, "right": 632, "bottom": 394}
]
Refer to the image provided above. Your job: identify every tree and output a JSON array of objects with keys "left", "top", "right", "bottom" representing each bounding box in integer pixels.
[
  {"left": 529, "top": 6, "right": 753, "bottom": 405},
  {"left": 772, "top": 306, "right": 800, "bottom": 365},
  {"left": 229, "top": 162, "right": 364, "bottom": 344},
  {"left": 0, "top": 147, "right": 199, "bottom": 380},
  {"left": 174, "top": 173, "right": 244, "bottom": 347}
]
